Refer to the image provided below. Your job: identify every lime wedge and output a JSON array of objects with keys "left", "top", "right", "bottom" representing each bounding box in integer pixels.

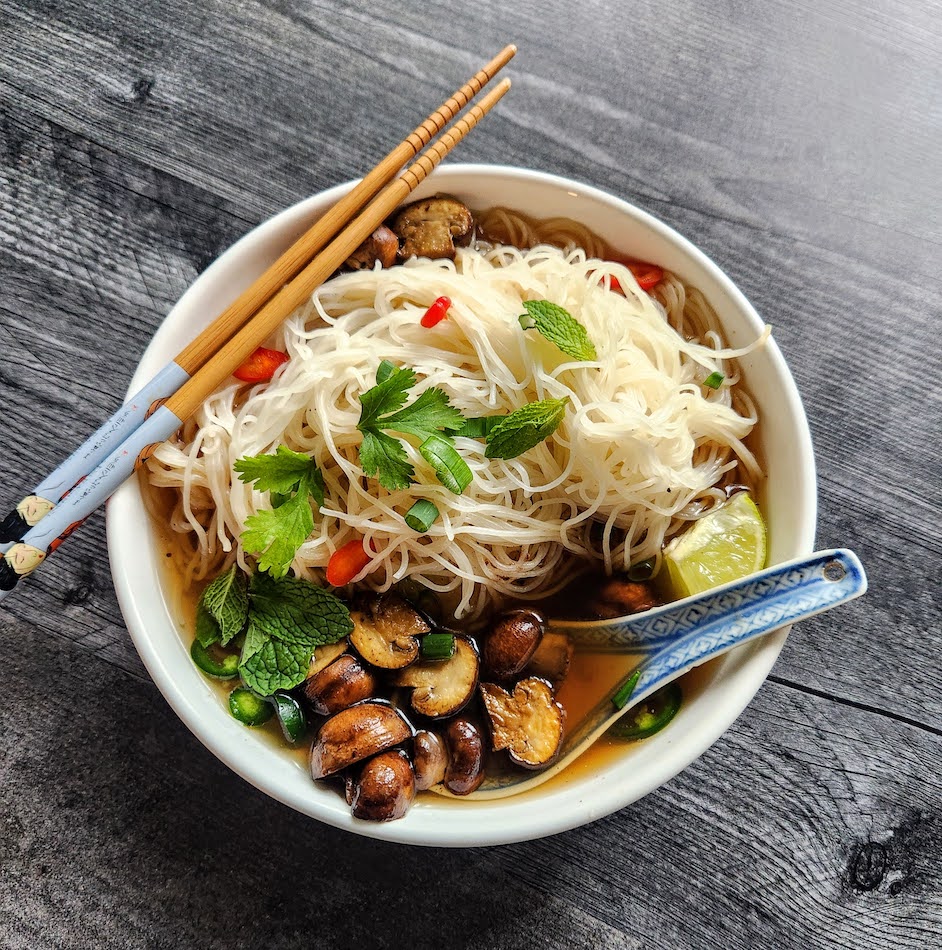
[{"left": 663, "top": 493, "right": 767, "bottom": 598}]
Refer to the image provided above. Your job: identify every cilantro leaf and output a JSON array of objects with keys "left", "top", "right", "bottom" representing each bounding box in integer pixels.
[
  {"left": 200, "top": 564, "right": 248, "bottom": 645},
  {"left": 235, "top": 445, "right": 322, "bottom": 496},
  {"left": 239, "top": 636, "right": 315, "bottom": 695},
  {"left": 357, "top": 365, "right": 467, "bottom": 492},
  {"left": 359, "top": 428, "right": 415, "bottom": 492},
  {"left": 519, "top": 300, "right": 597, "bottom": 361},
  {"left": 485, "top": 397, "right": 570, "bottom": 460},
  {"left": 241, "top": 491, "right": 314, "bottom": 578}
]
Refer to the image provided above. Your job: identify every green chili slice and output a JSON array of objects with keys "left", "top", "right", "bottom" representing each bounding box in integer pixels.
[
  {"left": 228, "top": 687, "right": 273, "bottom": 726},
  {"left": 608, "top": 682, "right": 682, "bottom": 741},
  {"left": 270, "top": 691, "right": 306, "bottom": 743},
  {"left": 191, "top": 639, "right": 240, "bottom": 679}
]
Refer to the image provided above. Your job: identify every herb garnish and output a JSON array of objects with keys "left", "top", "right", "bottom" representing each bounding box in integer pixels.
[
  {"left": 357, "top": 365, "right": 465, "bottom": 492},
  {"left": 196, "top": 565, "right": 352, "bottom": 695},
  {"left": 484, "top": 397, "right": 569, "bottom": 460},
  {"left": 518, "top": 300, "right": 597, "bottom": 361},
  {"left": 235, "top": 446, "right": 325, "bottom": 578}
]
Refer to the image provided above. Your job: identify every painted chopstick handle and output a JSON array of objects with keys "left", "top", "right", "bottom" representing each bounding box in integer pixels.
[
  {"left": 0, "top": 362, "right": 190, "bottom": 546},
  {"left": 0, "top": 405, "right": 183, "bottom": 601}
]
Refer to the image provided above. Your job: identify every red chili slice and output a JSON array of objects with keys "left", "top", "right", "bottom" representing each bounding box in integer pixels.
[
  {"left": 607, "top": 262, "right": 664, "bottom": 294},
  {"left": 326, "top": 538, "right": 374, "bottom": 586},
  {"left": 420, "top": 296, "right": 452, "bottom": 328},
  {"left": 233, "top": 347, "right": 290, "bottom": 383}
]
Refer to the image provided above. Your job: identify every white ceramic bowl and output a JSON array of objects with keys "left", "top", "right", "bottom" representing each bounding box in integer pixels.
[{"left": 108, "top": 165, "right": 816, "bottom": 846}]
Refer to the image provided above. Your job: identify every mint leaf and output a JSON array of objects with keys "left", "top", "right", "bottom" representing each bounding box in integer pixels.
[
  {"left": 241, "top": 491, "right": 314, "bottom": 578},
  {"left": 519, "top": 300, "right": 597, "bottom": 361},
  {"left": 359, "top": 428, "right": 415, "bottom": 492},
  {"left": 241, "top": 618, "right": 269, "bottom": 662},
  {"left": 239, "top": 636, "right": 315, "bottom": 695},
  {"left": 235, "top": 445, "right": 321, "bottom": 495},
  {"left": 201, "top": 564, "right": 248, "bottom": 645},
  {"left": 249, "top": 572, "right": 353, "bottom": 647},
  {"left": 195, "top": 601, "right": 222, "bottom": 647},
  {"left": 485, "top": 397, "right": 570, "bottom": 460}
]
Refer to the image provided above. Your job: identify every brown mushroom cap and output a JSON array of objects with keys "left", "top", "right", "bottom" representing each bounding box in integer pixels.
[
  {"left": 394, "top": 636, "right": 479, "bottom": 718},
  {"left": 413, "top": 730, "right": 449, "bottom": 791},
  {"left": 443, "top": 717, "right": 485, "bottom": 796},
  {"left": 483, "top": 608, "right": 545, "bottom": 680},
  {"left": 590, "top": 578, "right": 659, "bottom": 619},
  {"left": 303, "top": 653, "right": 378, "bottom": 716},
  {"left": 307, "top": 640, "right": 348, "bottom": 677},
  {"left": 480, "top": 677, "right": 565, "bottom": 769},
  {"left": 310, "top": 701, "right": 413, "bottom": 780},
  {"left": 344, "top": 225, "right": 399, "bottom": 271},
  {"left": 349, "top": 593, "right": 431, "bottom": 670},
  {"left": 350, "top": 749, "right": 416, "bottom": 822},
  {"left": 390, "top": 194, "right": 474, "bottom": 261},
  {"left": 523, "top": 632, "right": 573, "bottom": 689}
]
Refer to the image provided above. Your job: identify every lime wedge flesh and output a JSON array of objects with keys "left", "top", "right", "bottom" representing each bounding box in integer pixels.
[{"left": 663, "top": 493, "right": 767, "bottom": 598}]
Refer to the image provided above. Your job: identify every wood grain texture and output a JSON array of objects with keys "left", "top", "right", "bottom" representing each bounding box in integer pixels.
[{"left": 0, "top": 0, "right": 939, "bottom": 947}]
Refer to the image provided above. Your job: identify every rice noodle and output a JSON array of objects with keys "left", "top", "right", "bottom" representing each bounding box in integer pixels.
[{"left": 146, "top": 238, "right": 768, "bottom": 619}]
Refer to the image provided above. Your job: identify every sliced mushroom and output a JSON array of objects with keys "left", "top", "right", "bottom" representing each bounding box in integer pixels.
[
  {"left": 394, "top": 636, "right": 479, "bottom": 718},
  {"left": 589, "top": 578, "right": 659, "bottom": 619},
  {"left": 344, "top": 225, "right": 399, "bottom": 271},
  {"left": 303, "top": 653, "right": 378, "bottom": 716},
  {"left": 524, "top": 632, "right": 573, "bottom": 689},
  {"left": 310, "top": 701, "right": 412, "bottom": 780},
  {"left": 349, "top": 593, "right": 431, "bottom": 670},
  {"left": 390, "top": 194, "right": 473, "bottom": 261},
  {"left": 483, "top": 608, "right": 545, "bottom": 680},
  {"left": 308, "top": 640, "right": 348, "bottom": 677},
  {"left": 443, "top": 717, "right": 485, "bottom": 795},
  {"left": 413, "top": 730, "right": 449, "bottom": 791},
  {"left": 480, "top": 678, "right": 565, "bottom": 770},
  {"left": 350, "top": 749, "right": 416, "bottom": 822}
]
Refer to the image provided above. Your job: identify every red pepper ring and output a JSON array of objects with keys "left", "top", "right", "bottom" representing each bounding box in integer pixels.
[
  {"left": 326, "top": 537, "right": 376, "bottom": 587},
  {"left": 607, "top": 262, "right": 664, "bottom": 295},
  {"left": 233, "top": 346, "right": 290, "bottom": 383},
  {"left": 420, "top": 296, "right": 452, "bottom": 328}
]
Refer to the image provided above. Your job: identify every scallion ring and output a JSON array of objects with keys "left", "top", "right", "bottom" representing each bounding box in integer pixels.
[
  {"left": 419, "top": 435, "right": 473, "bottom": 494},
  {"left": 420, "top": 632, "right": 456, "bottom": 660},
  {"left": 405, "top": 499, "right": 439, "bottom": 533},
  {"left": 703, "top": 371, "right": 725, "bottom": 389}
]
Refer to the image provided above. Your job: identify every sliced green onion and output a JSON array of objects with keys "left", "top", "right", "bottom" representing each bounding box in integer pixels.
[
  {"left": 405, "top": 499, "right": 439, "bottom": 532},
  {"left": 270, "top": 691, "right": 306, "bottom": 743},
  {"left": 518, "top": 313, "right": 538, "bottom": 331},
  {"left": 455, "top": 415, "right": 504, "bottom": 439},
  {"left": 611, "top": 669, "right": 642, "bottom": 710},
  {"left": 420, "top": 632, "right": 456, "bottom": 660},
  {"left": 703, "top": 371, "right": 725, "bottom": 389},
  {"left": 419, "top": 435, "right": 473, "bottom": 494},
  {"left": 190, "top": 639, "right": 240, "bottom": 679},
  {"left": 228, "top": 687, "right": 273, "bottom": 726},
  {"left": 376, "top": 359, "right": 397, "bottom": 384},
  {"left": 608, "top": 682, "right": 682, "bottom": 740},
  {"left": 627, "top": 558, "right": 656, "bottom": 582}
]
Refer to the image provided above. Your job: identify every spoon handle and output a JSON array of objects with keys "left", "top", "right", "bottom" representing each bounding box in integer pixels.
[{"left": 459, "top": 548, "right": 866, "bottom": 799}]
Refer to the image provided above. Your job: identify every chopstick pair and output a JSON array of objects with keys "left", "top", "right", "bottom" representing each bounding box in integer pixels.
[{"left": 0, "top": 47, "right": 515, "bottom": 601}]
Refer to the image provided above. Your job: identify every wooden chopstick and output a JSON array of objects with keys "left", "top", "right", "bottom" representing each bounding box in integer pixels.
[
  {"left": 0, "top": 45, "right": 515, "bottom": 550},
  {"left": 0, "top": 73, "right": 512, "bottom": 599},
  {"left": 165, "top": 76, "right": 512, "bottom": 426}
]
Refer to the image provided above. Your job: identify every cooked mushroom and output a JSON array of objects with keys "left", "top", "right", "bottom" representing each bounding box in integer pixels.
[
  {"left": 303, "top": 653, "right": 378, "bottom": 716},
  {"left": 443, "top": 717, "right": 485, "bottom": 795},
  {"left": 413, "top": 730, "right": 449, "bottom": 791},
  {"left": 307, "top": 640, "right": 348, "bottom": 677},
  {"left": 350, "top": 749, "right": 416, "bottom": 822},
  {"left": 390, "top": 194, "right": 473, "bottom": 261},
  {"left": 524, "top": 632, "right": 573, "bottom": 689},
  {"left": 482, "top": 608, "right": 545, "bottom": 680},
  {"left": 589, "top": 578, "right": 659, "bottom": 619},
  {"left": 394, "top": 636, "right": 479, "bottom": 718},
  {"left": 349, "top": 593, "right": 431, "bottom": 670},
  {"left": 310, "top": 701, "right": 413, "bottom": 780},
  {"left": 480, "top": 677, "right": 565, "bottom": 769},
  {"left": 344, "top": 225, "right": 398, "bottom": 271}
]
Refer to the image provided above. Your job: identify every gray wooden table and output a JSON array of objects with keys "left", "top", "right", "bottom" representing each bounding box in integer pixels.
[{"left": 1, "top": 1, "right": 939, "bottom": 947}]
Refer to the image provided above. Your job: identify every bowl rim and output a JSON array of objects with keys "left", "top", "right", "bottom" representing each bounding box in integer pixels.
[{"left": 107, "top": 163, "right": 817, "bottom": 846}]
